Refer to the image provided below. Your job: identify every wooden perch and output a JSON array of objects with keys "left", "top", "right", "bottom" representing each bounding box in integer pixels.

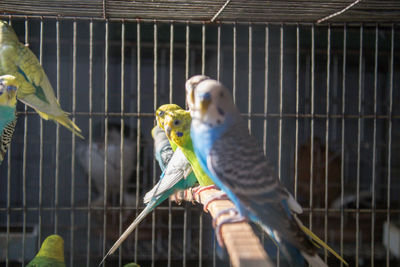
[{"left": 171, "top": 188, "right": 274, "bottom": 267}]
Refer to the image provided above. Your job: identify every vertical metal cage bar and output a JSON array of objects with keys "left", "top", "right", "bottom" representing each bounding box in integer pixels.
[
  {"left": 87, "top": 20, "right": 94, "bottom": 267},
  {"left": 263, "top": 24, "right": 269, "bottom": 156},
  {"left": 217, "top": 24, "right": 221, "bottom": 82},
  {"left": 6, "top": 19, "right": 12, "bottom": 267},
  {"left": 340, "top": 24, "right": 347, "bottom": 267},
  {"left": 54, "top": 18, "right": 60, "bottom": 234},
  {"left": 118, "top": 21, "right": 126, "bottom": 267},
  {"left": 168, "top": 22, "right": 174, "bottom": 267},
  {"left": 169, "top": 23, "right": 174, "bottom": 103},
  {"left": 278, "top": 24, "right": 283, "bottom": 181},
  {"left": 199, "top": 22, "right": 206, "bottom": 267},
  {"left": 134, "top": 21, "right": 142, "bottom": 263},
  {"left": 294, "top": 24, "right": 299, "bottom": 200},
  {"left": 324, "top": 25, "right": 331, "bottom": 263},
  {"left": 248, "top": 24, "right": 253, "bottom": 133},
  {"left": 70, "top": 19, "right": 78, "bottom": 266},
  {"left": 102, "top": 20, "right": 109, "bottom": 267},
  {"left": 5, "top": 17, "right": 12, "bottom": 267},
  {"left": 355, "top": 25, "right": 363, "bottom": 267},
  {"left": 21, "top": 18, "right": 29, "bottom": 267},
  {"left": 261, "top": 23, "right": 269, "bottom": 247},
  {"left": 183, "top": 22, "right": 189, "bottom": 267},
  {"left": 38, "top": 19, "right": 44, "bottom": 248},
  {"left": 152, "top": 21, "right": 158, "bottom": 267},
  {"left": 386, "top": 24, "right": 394, "bottom": 267},
  {"left": 309, "top": 24, "right": 315, "bottom": 230},
  {"left": 6, "top": 73, "right": 11, "bottom": 267},
  {"left": 232, "top": 23, "right": 236, "bottom": 103},
  {"left": 371, "top": 24, "right": 378, "bottom": 267},
  {"left": 276, "top": 24, "right": 284, "bottom": 267}
]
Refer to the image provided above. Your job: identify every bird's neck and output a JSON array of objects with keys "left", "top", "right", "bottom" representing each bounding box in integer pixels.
[
  {"left": 179, "top": 140, "right": 213, "bottom": 186},
  {"left": 0, "top": 105, "right": 16, "bottom": 130}
]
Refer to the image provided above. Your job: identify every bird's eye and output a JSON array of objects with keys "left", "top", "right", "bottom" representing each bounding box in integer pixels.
[
  {"left": 158, "top": 111, "right": 165, "bottom": 117},
  {"left": 173, "top": 119, "right": 181, "bottom": 126},
  {"left": 220, "top": 92, "right": 224, "bottom": 97}
]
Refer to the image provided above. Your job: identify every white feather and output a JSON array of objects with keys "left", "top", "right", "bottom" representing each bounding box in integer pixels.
[{"left": 143, "top": 148, "right": 192, "bottom": 203}]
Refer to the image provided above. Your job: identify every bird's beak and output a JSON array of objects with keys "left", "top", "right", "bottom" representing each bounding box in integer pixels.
[
  {"left": 199, "top": 97, "right": 211, "bottom": 116},
  {"left": 164, "top": 125, "right": 172, "bottom": 139}
]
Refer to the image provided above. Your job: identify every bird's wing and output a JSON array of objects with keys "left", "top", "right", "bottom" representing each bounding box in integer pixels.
[
  {"left": 207, "top": 121, "right": 314, "bottom": 254},
  {"left": 0, "top": 116, "right": 16, "bottom": 163},
  {"left": 144, "top": 148, "right": 192, "bottom": 203}
]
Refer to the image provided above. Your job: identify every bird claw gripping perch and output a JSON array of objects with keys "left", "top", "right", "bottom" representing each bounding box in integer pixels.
[
  {"left": 191, "top": 185, "right": 220, "bottom": 207},
  {"left": 212, "top": 207, "right": 247, "bottom": 247}
]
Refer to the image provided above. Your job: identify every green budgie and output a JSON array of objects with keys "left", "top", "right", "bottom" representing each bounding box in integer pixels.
[
  {"left": 155, "top": 103, "right": 181, "bottom": 151},
  {"left": 26, "top": 234, "right": 66, "bottom": 267},
  {"left": 156, "top": 104, "right": 214, "bottom": 187},
  {"left": 0, "top": 21, "right": 83, "bottom": 138},
  {"left": 0, "top": 75, "right": 17, "bottom": 164},
  {"left": 123, "top": 263, "right": 140, "bottom": 267}
]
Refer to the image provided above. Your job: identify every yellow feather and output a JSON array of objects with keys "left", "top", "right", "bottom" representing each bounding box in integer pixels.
[
  {"left": 296, "top": 218, "right": 348, "bottom": 266},
  {"left": 36, "top": 110, "right": 84, "bottom": 139}
]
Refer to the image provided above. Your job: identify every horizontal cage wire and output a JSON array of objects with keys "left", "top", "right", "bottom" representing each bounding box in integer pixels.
[{"left": 0, "top": 14, "right": 399, "bottom": 267}]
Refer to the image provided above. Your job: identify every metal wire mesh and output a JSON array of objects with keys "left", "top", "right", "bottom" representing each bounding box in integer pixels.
[{"left": 0, "top": 15, "right": 399, "bottom": 267}]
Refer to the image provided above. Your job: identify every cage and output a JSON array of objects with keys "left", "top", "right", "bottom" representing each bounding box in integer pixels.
[{"left": 0, "top": 1, "right": 399, "bottom": 267}]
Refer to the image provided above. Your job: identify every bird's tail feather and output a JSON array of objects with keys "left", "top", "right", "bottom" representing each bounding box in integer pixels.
[
  {"left": 98, "top": 201, "right": 157, "bottom": 267},
  {"left": 36, "top": 110, "right": 84, "bottom": 139},
  {"left": 294, "top": 216, "right": 348, "bottom": 266}
]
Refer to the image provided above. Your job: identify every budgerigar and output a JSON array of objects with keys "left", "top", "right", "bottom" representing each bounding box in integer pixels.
[
  {"left": 156, "top": 104, "right": 214, "bottom": 187},
  {"left": 0, "top": 21, "right": 83, "bottom": 138},
  {"left": 26, "top": 234, "right": 66, "bottom": 267},
  {"left": 187, "top": 76, "right": 347, "bottom": 267},
  {"left": 155, "top": 103, "right": 181, "bottom": 151},
  {"left": 99, "top": 125, "right": 197, "bottom": 266},
  {"left": 123, "top": 263, "right": 140, "bottom": 267},
  {"left": 0, "top": 75, "right": 17, "bottom": 164}
]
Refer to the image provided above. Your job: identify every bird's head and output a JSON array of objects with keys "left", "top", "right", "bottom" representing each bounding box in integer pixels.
[
  {"left": 163, "top": 109, "right": 191, "bottom": 147},
  {"left": 0, "top": 75, "right": 18, "bottom": 107},
  {"left": 0, "top": 21, "right": 19, "bottom": 43},
  {"left": 185, "top": 75, "right": 210, "bottom": 112},
  {"left": 190, "top": 77, "right": 238, "bottom": 127},
  {"left": 155, "top": 104, "right": 182, "bottom": 130},
  {"left": 36, "top": 234, "right": 65, "bottom": 263}
]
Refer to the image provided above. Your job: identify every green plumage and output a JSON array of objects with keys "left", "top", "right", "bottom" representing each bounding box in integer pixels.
[
  {"left": 0, "top": 20, "right": 83, "bottom": 138},
  {"left": 26, "top": 235, "right": 65, "bottom": 267}
]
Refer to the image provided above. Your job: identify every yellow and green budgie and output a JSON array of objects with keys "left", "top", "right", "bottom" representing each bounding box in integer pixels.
[
  {"left": 26, "top": 234, "right": 66, "bottom": 267},
  {"left": 0, "top": 21, "right": 83, "bottom": 138},
  {"left": 155, "top": 103, "right": 181, "bottom": 151},
  {"left": 0, "top": 75, "right": 18, "bottom": 164},
  {"left": 156, "top": 104, "right": 213, "bottom": 187}
]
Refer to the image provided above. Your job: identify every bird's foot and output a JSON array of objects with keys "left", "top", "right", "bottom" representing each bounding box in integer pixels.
[
  {"left": 192, "top": 185, "right": 218, "bottom": 198},
  {"left": 202, "top": 191, "right": 229, "bottom": 212},
  {"left": 212, "top": 208, "right": 247, "bottom": 247},
  {"left": 172, "top": 189, "right": 187, "bottom": 205}
]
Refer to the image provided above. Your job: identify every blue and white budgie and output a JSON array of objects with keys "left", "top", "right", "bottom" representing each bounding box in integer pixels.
[
  {"left": 187, "top": 75, "right": 347, "bottom": 267},
  {"left": 99, "top": 125, "right": 197, "bottom": 266},
  {"left": 0, "top": 75, "right": 17, "bottom": 164}
]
